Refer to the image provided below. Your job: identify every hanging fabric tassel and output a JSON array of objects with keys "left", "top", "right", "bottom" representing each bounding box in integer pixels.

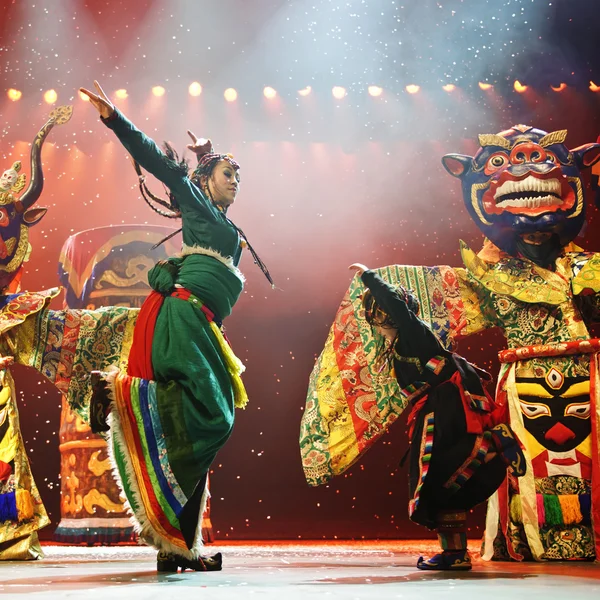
[
  {"left": 208, "top": 321, "right": 249, "bottom": 409},
  {"left": 510, "top": 494, "right": 523, "bottom": 524},
  {"left": 230, "top": 373, "right": 249, "bottom": 410},
  {"left": 543, "top": 494, "right": 563, "bottom": 526},
  {"left": 579, "top": 493, "right": 592, "bottom": 524},
  {"left": 557, "top": 494, "right": 583, "bottom": 525},
  {"left": 16, "top": 489, "right": 34, "bottom": 521},
  {"left": 536, "top": 494, "right": 546, "bottom": 527},
  {"left": 0, "top": 491, "right": 18, "bottom": 522}
]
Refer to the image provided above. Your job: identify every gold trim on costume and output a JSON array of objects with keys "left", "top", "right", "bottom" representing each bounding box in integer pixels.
[{"left": 0, "top": 224, "right": 29, "bottom": 273}]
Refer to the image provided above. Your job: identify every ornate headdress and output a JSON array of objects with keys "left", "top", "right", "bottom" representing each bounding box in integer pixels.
[{"left": 192, "top": 148, "right": 240, "bottom": 182}]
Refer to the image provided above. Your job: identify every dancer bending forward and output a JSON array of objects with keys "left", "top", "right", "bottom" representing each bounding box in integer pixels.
[{"left": 351, "top": 263, "right": 525, "bottom": 571}]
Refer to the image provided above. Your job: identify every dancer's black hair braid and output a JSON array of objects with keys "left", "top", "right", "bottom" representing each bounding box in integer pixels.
[
  {"left": 194, "top": 158, "right": 274, "bottom": 287},
  {"left": 132, "top": 158, "right": 181, "bottom": 219},
  {"left": 202, "top": 182, "right": 275, "bottom": 288},
  {"left": 160, "top": 142, "right": 189, "bottom": 213}
]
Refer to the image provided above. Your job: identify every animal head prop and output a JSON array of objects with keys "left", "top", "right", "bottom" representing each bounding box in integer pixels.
[
  {"left": 0, "top": 105, "right": 72, "bottom": 293},
  {"left": 442, "top": 125, "right": 600, "bottom": 266}
]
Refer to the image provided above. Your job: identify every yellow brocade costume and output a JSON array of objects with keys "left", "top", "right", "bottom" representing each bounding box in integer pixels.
[{"left": 300, "top": 241, "right": 600, "bottom": 560}]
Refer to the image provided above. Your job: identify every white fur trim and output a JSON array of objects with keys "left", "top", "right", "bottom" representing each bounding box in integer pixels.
[
  {"left": 102, "top": 370, "right": 207, "bottom": 559},
  {"left": 178, "top": 244, "right": 245, "bottom": 282}
]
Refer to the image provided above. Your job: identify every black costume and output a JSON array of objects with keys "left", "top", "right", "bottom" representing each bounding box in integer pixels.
[{"left": 361, "top": 270, "right": 525, "bottom": 570}]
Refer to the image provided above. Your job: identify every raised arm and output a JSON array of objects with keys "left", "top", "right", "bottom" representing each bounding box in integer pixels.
[
  {"left": 349, "top": 264, "right": 446, "bottom": 360},
  {"left": 364, "top": 270, "right": 445, "bottom": 353},
  {"left": 80, "top": 81, "right": 189, "bottom": 193}
]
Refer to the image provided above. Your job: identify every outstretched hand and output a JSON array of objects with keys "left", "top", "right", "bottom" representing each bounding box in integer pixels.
[
  {"left": 349, "top": 263, "right": 369, "bottom": 276},
  {"left": 79, "top": 81, "right": 115, "bottom": 119},
  {"left": 186, "top": 130, "right": 213, "bottom": 157}
]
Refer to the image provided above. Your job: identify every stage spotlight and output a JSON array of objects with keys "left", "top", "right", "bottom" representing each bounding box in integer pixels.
[
  {"left": 189, "top": 82, "right": 202, "bottom": 96},
  {"left": 478, "top": 82, "right": 493, "bottom": 90},
  {"left": 7, "top": 88, "right": 22, "bottom": 101},
  {"left": 44, "top": 89, "right": 58, "bottom": 104},
  {"left": 405, "top": 84, "right": 420, "bottom": 94},
  {"left": 263, "top": 86, "right": 277, "bottom": 99},
  {"left": 298, "top": 86, "right": 312, "bottom": 96},
  {"left": 590, "top": 81, "right": 600, "bottom": 92},
  {"left": 332, "top": 86, "right": 347, "bottom": 100},
  {"left": 442, "top": 84, "right": 456, "bottom": 92},
  {"left": 115, "top": 89, "right": 128, "bottom": 99},
  {"left": 551, "top": 83, "right": 567, "bottom": 92},
  {"left": 79, "top": 90, "right": 90, "bottom": 102},
  {"left": 152, "top": 86, "right": 166, "bottom": 97},
  {"left": 514, "top": 80, "right": 528, "bottom": 93},
  {"left": 224, "top": 88, "right": 238, "bottom": 102}
]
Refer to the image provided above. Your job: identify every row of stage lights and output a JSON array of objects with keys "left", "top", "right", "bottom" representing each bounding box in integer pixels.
[{"left": 6, "top": 80, "right": 600, "bottom": 104}]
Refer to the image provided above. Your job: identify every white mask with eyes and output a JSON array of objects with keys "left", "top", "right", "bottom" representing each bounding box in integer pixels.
[{"left": 0, "top": 169, "right": 18, "bottom": 191}]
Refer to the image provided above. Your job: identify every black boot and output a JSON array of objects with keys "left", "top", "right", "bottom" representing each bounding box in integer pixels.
[
  {"left": 417, "top": 549, "right": 472, "bottom": 571},
  {"left": 89, "top": 371, "right": 111, "bottom": 434},
  {"left": 156, "top": 551, "right": 222, "bottom": 572}
]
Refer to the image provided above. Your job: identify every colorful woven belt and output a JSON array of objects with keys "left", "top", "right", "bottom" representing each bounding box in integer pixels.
[{"left": 170, "top": 287, "right": 221, "bottom": 325}]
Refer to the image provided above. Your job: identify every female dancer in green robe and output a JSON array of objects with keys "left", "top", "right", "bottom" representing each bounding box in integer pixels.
[{"left": 80, "top": 81, "right": 269, "bottom": 572}]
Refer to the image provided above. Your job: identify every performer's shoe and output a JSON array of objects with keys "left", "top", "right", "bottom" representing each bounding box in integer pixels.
[
  {"left": 491, "top": 424, "right": 526, "bottom": 477},
  {"left": 416, "top": 550, "right": 472, "bottom": 571},
  {"left": 156, "top": 551, "right": 223, "bottom": 572},
  {"left": 89, "top": 371, "right": 111, "bottom": 434}
]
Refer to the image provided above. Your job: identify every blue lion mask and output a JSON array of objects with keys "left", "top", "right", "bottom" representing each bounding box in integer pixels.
[{"left": 442, "top": 125, "right": 600, "bottom": 264}]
